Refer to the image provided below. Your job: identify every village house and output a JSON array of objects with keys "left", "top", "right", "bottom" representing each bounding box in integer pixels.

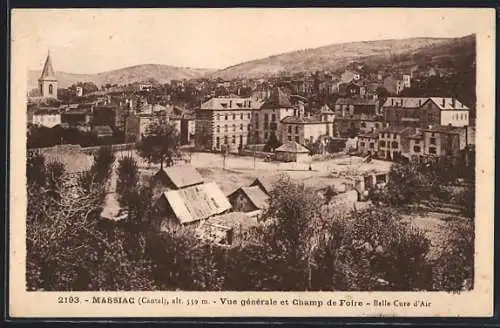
[
  {"left": 357, "top": 131, "right": 379, "bottom": 155},
  {"left": 376, "top": 126, "right": 415, "bottom": 160},
  {"left": 195, "top": 96, "right": 260, "bottom": 152},
  {"left": 334, "top": 98, "right": 379, "bottom": 117},
  {"left": 421, "top": 97, "right": 470, "bottom": 127},
  {"left": 280, "top": 115, "right": 333, "bottom": 145},
  {"left": 254, "top": 87, "right": 297, "bottom": 144},
  {"left": 382, "top": 97, "right": 470, "bottom": 128},
  {"left": 29, "top": 108, "right": 61, "bottom": 128},
  {"left": 334, "top": 114, "right": 385, "bottom": 137}
]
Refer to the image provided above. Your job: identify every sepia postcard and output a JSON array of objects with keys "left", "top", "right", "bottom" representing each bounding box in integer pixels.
[{"left": 9, "top": 8, "right": 495, "bottom": 318}]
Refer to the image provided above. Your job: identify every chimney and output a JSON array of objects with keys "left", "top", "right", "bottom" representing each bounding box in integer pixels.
[
  {"left": 441, "top": 98, "right": 445, "bottom": 107},
  {"left": 418, "top": 99, "right": 422, "bottom": 107}
]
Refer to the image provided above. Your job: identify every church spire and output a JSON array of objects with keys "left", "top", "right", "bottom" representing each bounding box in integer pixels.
[{"left": 39, "top": 50, "right": 56, "bottom": 81}]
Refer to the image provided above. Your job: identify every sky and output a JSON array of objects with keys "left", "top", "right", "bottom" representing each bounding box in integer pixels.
[{"left": 12, "top": 8, "right": 490, "bottom": 74}]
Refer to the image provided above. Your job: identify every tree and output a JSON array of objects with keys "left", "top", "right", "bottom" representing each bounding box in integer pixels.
[
  {"left": 433, "top": 219, "right": 474, "bottom": 291},
  {"left": 116, "top": 155, "right": 140, "bottom": 207},
  {"left": 264, "top": 131, "right": 282, "bottom": 152},
  {"left": 136, "top": 119, "right": 179, "bottom": 169},
  {"left": 92, "top": 146, "right": 116, "bottom": 184},
  {"left": 371, "top": 162, "right": 433, "bottom": 207},
  {"left": 27, "top": 151, "right": 46, "bottom": 186},
  {"left": 261, "top": 175, "right": 323, "bottom": 290}
]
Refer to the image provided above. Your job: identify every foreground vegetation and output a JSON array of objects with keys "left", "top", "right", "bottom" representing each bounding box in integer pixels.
[{"left": 26, "top": 147, "right": 474, "bottom": 292}]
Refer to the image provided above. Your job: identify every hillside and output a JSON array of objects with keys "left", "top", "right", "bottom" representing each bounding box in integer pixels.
[
  {"left": 28, "top": 64, "right": 215, "bottom": 89},
  {"left": 211, "top": 35, "right": 475, "bottom": 79}
]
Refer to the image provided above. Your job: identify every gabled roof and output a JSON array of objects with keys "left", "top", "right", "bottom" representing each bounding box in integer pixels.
[
  {"left": 157, "top": 165, "right": 204, "bottom": 189},
  {"left": 249, "top": 177, "right": 274, "bottom": 195},
  {"left": 161, "top": 181, "right": 231, "bottom": 224},
  {"left": 426, "top": 97, "right": 469, "bottom": 110},
  {"left": 382, "top": 97, "right": 429, "bottom": 108},
  {"left": 275, "top": 141, "right": 310, "bottom": 153},
  {"left": 39, "top": 51, "right": 57, "bottom": 81},
  {"left": 229, "top": 186, "right": 270, "bottom": 210},
  {"left": 261, "top": 87, "right": 292, "bottom": 109}
]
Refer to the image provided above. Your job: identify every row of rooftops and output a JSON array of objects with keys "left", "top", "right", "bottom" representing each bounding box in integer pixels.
[
  {"left": 382, "top": 97, "right": 469, "bottom": 110},
  {"left": 358, "top": 125, "right": 464, "bottom": 139}
]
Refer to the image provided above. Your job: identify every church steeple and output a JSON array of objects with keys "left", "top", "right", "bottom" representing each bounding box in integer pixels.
[{"left": 38, "top": 50, "right": 58, "bottom": 99}]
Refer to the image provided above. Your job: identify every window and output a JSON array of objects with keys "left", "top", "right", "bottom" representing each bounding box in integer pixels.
[
  {"left": 233, "top": 114, "right": 236, "bottom": 120},
  {"left": 224, "top": 125, "right": 228, "bottom": 132},
  {"left": 216, "top": 125, "right": 220, "bottom": 133},
  {"left": 295, "top": 126, "right": 299, "bottom": 133},
  {"left": 225, "top": 114, "right": 228, "bottom": 120},
  {"left": 270, "top": 122, "right": 277, "bottom": 130},
  {"left": 295, "top": 136, "right": 300, "bottom": 143},
  {"left": 264, "top": 132, "right": 268, "bottom": 139},
  {"left": 288, "top": 126, "right": 292, "bottom": 133},
  {"left": 240, "top": 124, "right": 243, "bottom": 131},
  {"left": 360, "top": 142, "right": 365, "bottom": 147},
  {"left": 48, "top": 84, "right": 53, "bottom": 95},
  {"left": 232, "top": 135, "right": 236, "bottom": 144},
  {"left": 255, "top": 121, "right": 259, "bottom": 129},
  {"left": 264, "top": 122, "right": 268, "bottom": 129},
  {"left": 239, "top": 135, "right": 243, "bottom": 145},
  {"left": 255, "top": 113, "right": 259, "bottom": 120},
  {"left": 429, "top": 147, "right": 437, "bottom": 154},
  {"left": 247, "top": 124, "right": 251, "bottom": 131},
  {"left": 361, "top": 122, "right": 367, "bottom": 128},
  {"left": 248, "top": 113, "right": 251, "bottom": 119},
  {"left": 288, "top": 136, "right": 292, "bottom": 141},
  {"left": 430, "top": 137, "right": 436, "bottom": 145},
  {"left": 264, "top": 114, "right": 269, "bottom": 121},
  {"left": 375, "top": 123, "right": 380, "bottom": 129},
  {"left": 216, "top": 137, "right": 220, "bottom": 148},
  {"left": 233, "top": 124, "right": 236, "bottom": 132},
  {"left": 369, "top": 143, "right": 374, "bottom": 149},
  {"left": 413, "top": 145, "right": 421, "bottom": 153},
  {"left": 224, "top": 136, "right": 228, "bottom": 144},
  {"left": 379, "top": 140, "right": 386, "bottom": 147},
  {"left": 391, "top": 141, "right": 398, "bottom": 148},
  {"left": 271, "top": 114, "right": 276, "bottom": 122},
  {"left": 240, "top": 113, "right": 243, "bottom": 120},
  {"left": 216, "top": 114, "right": 220, "bottom": 120}
]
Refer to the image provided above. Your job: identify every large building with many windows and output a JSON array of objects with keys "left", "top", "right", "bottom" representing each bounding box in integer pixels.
[{"left": 195, "top": 97, "right": 261, "bottom": 152}]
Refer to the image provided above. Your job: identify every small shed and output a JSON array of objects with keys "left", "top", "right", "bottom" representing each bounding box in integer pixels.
[
  {"left": 228, "top": 185, "right": 270, "bottom": 213},
  {"left": 275, "top": 141, "right": 310, "bottom": 163}
]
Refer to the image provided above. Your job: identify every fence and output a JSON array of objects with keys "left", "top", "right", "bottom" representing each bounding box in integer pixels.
[
  {"left": 239, "top": 149, "right": 275, "bottom": 159},
  {"left": 28, "top": 143, "right": 136, "bottom": 156}
]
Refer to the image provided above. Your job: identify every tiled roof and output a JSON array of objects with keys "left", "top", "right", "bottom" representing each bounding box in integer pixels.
[
  {"left": 427, "top": 97, "right": 469, "bottom": 110},
  {"left": 382, "top": 97, "right": 429, "bottom": 108},
  {"left": 200, "top": 97, "right": 259, "bottom": 110},
  {"left": 40, "top": 146, "right": 93, "bottom": 174},
  {"left": 238, "top": 186, "right": 270, "bottom": 210},
  {"left": 377, "top": 126, "right": 416, "bottom": 136},
  {"left": 261, "top": 87, "right": 292, "bottom": 109},
  {"left": 249, "top": 177, "right": 276, "bottom": 195},
  {"left": 161, "top": 165, "right": 204, "bottom": 189},
  {"left": 281, "top": 116, "right": 322, "bottom": 124},
  {"left": 162, "top": 181, "right": 231, "bottom": 224},
  {"left": 275, "top": 141, "right": 310, "bottom": 153},
  {"left": 335, "top": 98, "right": 377, "bottom": 106}
]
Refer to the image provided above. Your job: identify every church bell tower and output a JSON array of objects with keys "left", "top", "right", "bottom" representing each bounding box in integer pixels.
[{"left": 38, "top": 51, "right": 58, "bottom": 99}]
